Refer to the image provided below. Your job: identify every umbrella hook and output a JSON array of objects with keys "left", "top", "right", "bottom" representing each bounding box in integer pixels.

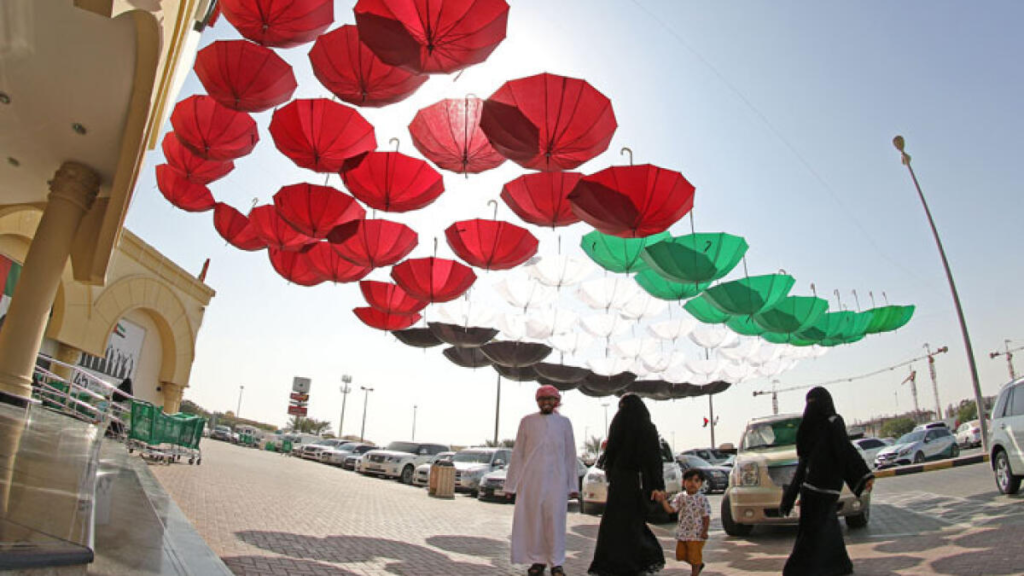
[
  {"left": 620, "top": 147, "right": 634, "bottom": 166},
  {"left": 389, "top": 137, "right": 400, "bottom": 152},
  {"left": 433, "top": 237, "right": 438, "bottom": 258},
  {"left": 833, "top": 289, "right": 843, "bottom": 311},
  {"left": 778, "top": 268, "right": 787, "bottom": 275},
  {"left": 487, "top": 199, "right": 498, "bottom": 220},
  {"left": 809, "top": 282, "right": 817, "bottom": 297},
  {"left": 249, "top": 197, "right": 258, "bottom": 211},
  {"left": 882, "top": 291, "right": 890, "bottom": 305},
  {"left": 851, "top": 289, "right": 861, "bottom": 312},
  {"left": 869, "top": 291, "right": 876, "bottom": 308}
]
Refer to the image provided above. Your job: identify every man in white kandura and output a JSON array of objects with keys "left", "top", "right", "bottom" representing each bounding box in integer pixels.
[{"left": 505, "top": 385, "right": 579, "bottom": 576}]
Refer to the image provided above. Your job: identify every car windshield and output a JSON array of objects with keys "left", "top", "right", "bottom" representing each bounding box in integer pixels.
[
  {"left": 453, "top": 451, "right": 493, "bottom": 463},
  {"left": 386, "top": 442, "right": 420, "bottom": 453},
  {"left": 897, "top": 431, "right": 926, "bottom": 444},
  {"left": 215, "top": 426, "right": 230, "bottom": 433},
  {"left": 354, "top": 445, "right": 374, "bottom": 453},
  {"left": 680, "top": 455, "right": 712, "bottom": 468},
  {"left": 741, "top": 418, "right": 801, "bottom": 450}
]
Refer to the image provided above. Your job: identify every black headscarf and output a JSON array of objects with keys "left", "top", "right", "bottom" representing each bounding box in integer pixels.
[
  {"left": 604, "top": 393, "right": 654, "bottom": 470},
  {"left": 796, "top": 386, "right": 837, "bottom": 458}
]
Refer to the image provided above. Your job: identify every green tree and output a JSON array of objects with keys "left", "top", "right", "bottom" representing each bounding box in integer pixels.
[
  {"left": 582, "top": 435, "right": 603, "bottom": 457},
  {"left": 880, "top": 416, "right": 915, "bottom": 439},
  {"left": 483, "top": 439, "right": 516, "bottom": 448},
  {"left": 956, "top": 399, "right": 978, "bottom": 423}
]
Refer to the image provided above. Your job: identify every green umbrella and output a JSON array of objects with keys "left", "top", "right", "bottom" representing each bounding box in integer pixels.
[
  {"left": 753, "top": 296, "right": 829, "bottom": 334},
  {"left": 726, "top": 315, "right": 767, "bottom": 336},
  {"left": 762, "top": 331, "right": 819, "bottom": 346},
  {"left": 635, "top": 270, "right": 709, "bottom": 301},
  {"left": 704, "top": 274, "right": 795, "bottom": 316},
  {"left": 864, "top": 305, "right": 915, "bottom": 334},
  {"left": 581, "top": 230, "right": 670, "bottom": 274},
  {"left": 639, "top": 232, "right": 748, "bottom": 284},
  {"left": 683, "top": 295, "right": 731, "bottom": 324},
  {"left": 796, "top": 311, "right": 855, "bottom": 342}
]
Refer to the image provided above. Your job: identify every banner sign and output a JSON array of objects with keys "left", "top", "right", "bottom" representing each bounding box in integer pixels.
[
  {"left": 289, "top": 392, "right": 309, "bottom": 402},
  {"left": 76, "top": 318, "right": 146, "bottom": 394},
  {"left": 287, "top": 405, "right": 308, "bottom": 416}
]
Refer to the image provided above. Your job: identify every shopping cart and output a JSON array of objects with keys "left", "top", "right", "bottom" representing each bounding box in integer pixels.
[{"left": 127, "top": 401, "right": 175, "bottom": 464}]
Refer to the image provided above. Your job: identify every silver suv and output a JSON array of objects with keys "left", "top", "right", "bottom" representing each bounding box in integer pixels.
[{"left": 990, "top": 378, "right": 1024, "bottom": 494}]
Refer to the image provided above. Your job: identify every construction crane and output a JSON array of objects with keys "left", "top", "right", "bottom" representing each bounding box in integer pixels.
[{"left": 989, "top": 339, "right": 1022, "bottom": 381}]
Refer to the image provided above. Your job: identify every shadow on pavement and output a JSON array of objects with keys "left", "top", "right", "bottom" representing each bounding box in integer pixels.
[{"left": 223, "top": 555, "right": 360, "bottom": 575}]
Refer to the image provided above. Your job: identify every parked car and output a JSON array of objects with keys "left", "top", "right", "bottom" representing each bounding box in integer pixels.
[
  {"left": 956, "top": 420, "right": 984, "bottom": 448},
  {"left": 413, "top": 452, "right": 455, "bottom": 486},
  {"left": 451, "top": 448, "right": 512, "bottom": 496},
  {"left": 852, "top": 437, "right": 894, "bottom": 469},
  {"left": 210, "top": 425, "right": 233, "bottom": 442},
  {"left": 300, "top": 438, "right": 347, "bottom": 460},
  {"left": 478, "top": 458, "right": 588, "bottom": 503},
  {"left": 990, "top": 378, "right": 1024, "bottom": 494},
  {"left": 360, "top": 441, "right": 451, "bottom": 484},
  {"left": 913, "top": 421, "right": 950, "bottom": 432},
  {"left": 320, "top": 442, "right": 366, "bottom": 466},
  {"left": 680, "top": 447, "right": 731, "bottom": 466},
  {"left": 874, "top": 427, "right": 958, "bottom": 469},
  {"left": 581, "top": 439, "right": 682, "bottom": 516},
  {"left": 675, "top": 454, "right": 730, "bottom": 494},
  {"left": 342, "top": 444, "right": 377, "bottom": 470},
  {"left": 721, "top": 413, "right": 871, "bottom": 537}
]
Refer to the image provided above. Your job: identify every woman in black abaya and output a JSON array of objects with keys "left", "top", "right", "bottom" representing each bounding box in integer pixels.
[
  {"left": 588, "top": 393, "right": 665, "bottom": 576},
  {"left": 781, "top": 387, "right": 875, "bottom": 576}
]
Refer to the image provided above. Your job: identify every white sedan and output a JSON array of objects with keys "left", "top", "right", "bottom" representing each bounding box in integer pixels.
[
  {"left": 581, "top": 440, "right": 682, "bottom": 516},
  {"left": 852, "top": 437, "right": 894, "bottom": 469}
]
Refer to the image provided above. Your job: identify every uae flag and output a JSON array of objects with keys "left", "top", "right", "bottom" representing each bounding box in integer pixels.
[{"left": 0, "top": 254, "right": 21, "bottom": 320}]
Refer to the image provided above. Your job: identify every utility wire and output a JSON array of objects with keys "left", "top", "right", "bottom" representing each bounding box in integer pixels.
[{"left": 754, "top": 347, "right": 947, "bottom": 395}]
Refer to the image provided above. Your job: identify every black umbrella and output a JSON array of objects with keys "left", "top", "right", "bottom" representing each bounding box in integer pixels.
[
  {"left": 443, "top": 346, "right": 493, "bottom": 368},
  {"left": 665, "top": 383, "right": 703, "bottom": 399},
  {"left": 480, "top": 341, "right": 552, "bottom": 368},
  {"left": 581, "top": 371, "right": 636, "bottom": 395},
  {"left": 429, "top": 322, "right": 499, "bottom": 348},
  {"left": 577, "top": 384, "right": 615, "bottom": 397},
  {"left": 536, "top": 376, "right": 580, "bottom": 392},
  {"left": 627, "top": 379, "right": 673, "bottom": 400},
  {"left": 392, "top": 327, "right": 443, "bottom": 348},
  {"left": 533, "top": 362, "right": 591, "bottom": 384},
  {"left": 700, "top": 380, "right": 733, "bottom": 396},
  {"left": 494, "top": 364, "right": 539, "bottom": 382}
]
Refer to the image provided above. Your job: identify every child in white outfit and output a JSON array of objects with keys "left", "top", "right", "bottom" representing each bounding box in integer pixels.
[{"left": 658, "top": 469, "right": 711, "bottom": 575}]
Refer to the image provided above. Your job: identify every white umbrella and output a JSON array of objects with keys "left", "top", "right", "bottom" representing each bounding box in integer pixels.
[
  {"left": 619, "top": 293, "right": 669, "bottom": 320},
  {"left": 663, "top": 364, "right": 698, "bottom": 384},
  {"left": 718, "top": 338, "right": 763, "bottom": 363},
  {"left": 524, "top": 308, "right": 579, "bottom": 340},
  {"left": 576, "top": 277, "right": 642, "bottom": 311},
  {"left": 548, "top": 331, "right": 595, "bottom": 356},
  {"left": 640, "top": 350, "right": 687, "bottom": 374},
  {"left": 525, "top": 255, "right": 596, "bottom": 288},
  {"left": 496, "top": 313, "right": 529, "bottom": 341},
  {"left": 579, "top": 313, "right": 631, "bottom": 339},
  {"left": 647, "top": 317, "right": 698, "bottom": 342},
  {"left": 588, "top": 356, "right": 635, "bottom": 376},
  {"left": 431, "top": 300, "right": 498, "bottom": 327},
  {"left": 494, "top": 278, "right": 558, "bottom": 310},
  {"left": 611, "top": 337, "right": 661, "bottom": 361},
  {"left": 720, "top": 362, "right": 753, "bottom": 383},
  {"left": 689, "top": 324, "right": 739, "bottom": 349},
  {"left": 686, "top": 357, "right": 722, "bottom": 383}
]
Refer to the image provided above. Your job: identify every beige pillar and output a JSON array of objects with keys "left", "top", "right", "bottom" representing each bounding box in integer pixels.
[
  {"left": 0, "top": 162, "right": 100, "bottom": 402},
  {"left": 50, "top": 342, "right": 83, "bottom": 384},
  {"left": 161, "top": 382, "right": 184, "bottom": 414}
]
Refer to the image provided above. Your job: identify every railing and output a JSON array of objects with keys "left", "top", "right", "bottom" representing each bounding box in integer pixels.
[{"left": 31, "top": 353, "right": 133, "bottom": 436}]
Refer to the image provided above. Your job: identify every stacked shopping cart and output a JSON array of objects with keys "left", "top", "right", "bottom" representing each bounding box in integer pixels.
[{"left": 127, "top": 401, "right": 205, "bottom": 465}]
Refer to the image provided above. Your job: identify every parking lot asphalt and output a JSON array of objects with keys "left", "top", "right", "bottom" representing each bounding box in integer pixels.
[{"left": 150, "top": 441, "right": 1023, "bottom": 576}]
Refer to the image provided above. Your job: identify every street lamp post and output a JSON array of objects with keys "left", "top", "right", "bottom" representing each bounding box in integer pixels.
[
  {"left": 601, "top": 403, "right": 610, "bottom": 438},
  {"left": 236, "top": 385, "right": 244, "bottom": 418},
  {"left": 339, "top": 375, "right": 352, "bottom": 439},
  {"left": 412, "top": 404, "right": 417, "bottom": 441},
  {"left": 359, "top": 385, "right": 374, "bottom": 442},
  {"left": 893, "top": 135, "right": 989, "bottom": 451}
]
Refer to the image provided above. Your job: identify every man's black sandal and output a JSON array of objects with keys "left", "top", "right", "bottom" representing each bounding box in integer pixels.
[
  {"left": 527, "top": 564, "right": 545, "bottom": 575},
  {"left": 551, "top": 567, "right": 565, "bottom": 576}
]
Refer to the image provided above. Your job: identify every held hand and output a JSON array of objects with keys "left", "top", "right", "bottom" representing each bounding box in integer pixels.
[
  {"left": 865, "top": 478, "right": 875, "bottom": 493},
  {"left": 700, "top": 530, "right": 709, "bottom": 540}
]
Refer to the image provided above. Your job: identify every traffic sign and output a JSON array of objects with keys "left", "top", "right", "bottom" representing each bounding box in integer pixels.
[
  {"left": 290, "top": 392, "right": 309, "bottom": 402},
  {"left": 292, "top": 377, "right": 311, "bottom": 394}
]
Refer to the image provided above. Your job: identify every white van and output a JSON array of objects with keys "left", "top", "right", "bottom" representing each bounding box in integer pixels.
[{"left": 990, "top": 378, "right": 1024, "bottom": 494}]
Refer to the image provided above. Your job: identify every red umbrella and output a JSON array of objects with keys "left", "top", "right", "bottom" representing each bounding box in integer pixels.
[
  {"left": 340, "top": 151, "right": 444, "bottom": 212},
  {"left": 445, "top": 219, "right": 538, "bottom": 270},
  {"left": 568, "top": 164, "right": 696, "bottom": 238},
  {"left": 161, "top": 133, "right": 234, "bottom": 184},
  {"left": 249, "top": 205, "right": 317, "bottom": 251},
  {"left": 155, "top": 165, "right": 216, "bottom": 212},
  {"left": 327, "top": 219, "right": 417, "bottom": 268},
  {"left": 354, "top": 307, "right": 421, "bottom": 331},
  {"left": 359, "top": 281, "right": 428, "bottom": 315},
  {"left": 309, "top": 25, "right": 428, "bottom": 107},
  {"left": 408, "top": 97, "right": 505, "bottom": 174},
  {"left": 268, "top": 247, "right": 324, "bottom": 286},
  {"left": 501, "top": 171, "right": 582, "bottom": 228},
  {"left": 272, "top": 183, "right": 365, "bottom": 239},
  {"left": 270, "top": 99, "right": 377, "bottom": 173},
  {"left": 171, "top": 95, "right": 259, "bottom": 161},
  {"left": 354, "top": 0, "right": 510, "bottom": 75},
  {"left": 304, "top": 242, "right": 371, "bottom": 283},
  {"left": 391, "top": 257, "right": 476, "bottom": 303},
  {"left": 219, "top": 0, "right": 333, "bottom": 49},
  {"left": 481, "top": 73, "right": 617, "bottom": 171},
  {"left": 194, "top": 40, "right": 297, "bottom": 113},
  {"left": 212, "top": 203, "right": 267, "bottom": 251}
]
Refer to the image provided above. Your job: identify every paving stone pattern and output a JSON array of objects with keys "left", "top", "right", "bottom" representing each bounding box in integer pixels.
[{"left": 152, "top": 442, "right": 1024, "bottom": 576}]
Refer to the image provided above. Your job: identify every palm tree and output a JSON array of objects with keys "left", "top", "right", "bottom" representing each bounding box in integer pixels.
[{"left": 583, "top": 435, "right": 603, "bottom": 457}]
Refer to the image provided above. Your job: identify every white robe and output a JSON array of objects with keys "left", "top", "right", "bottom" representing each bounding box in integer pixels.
[{"left": 505, "top": 411, "right": 578, "bottom": 567}]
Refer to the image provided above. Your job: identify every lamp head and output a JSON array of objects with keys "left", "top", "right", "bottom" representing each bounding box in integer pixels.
[{"left": 892, "top": 135, "right": 905, "bottom": 152}]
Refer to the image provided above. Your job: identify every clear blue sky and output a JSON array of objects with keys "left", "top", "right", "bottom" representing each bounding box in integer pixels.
[{"left": 126, "top": 0, "right": 1024, "bottom": 450}]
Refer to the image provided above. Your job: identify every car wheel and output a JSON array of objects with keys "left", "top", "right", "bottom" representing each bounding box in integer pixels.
[
  {"left": 950, "top": 444, "right": 960, "bottom": 458},
  {"left": 845, "top": 502, "right": 870, "bottom": 528},
  {"left": 994, "top": 450, "right": 1022, "bottom": 495},
  {"left": 401, "top": 465, "right": 415, "bottom": 485},
  {"left": 913, "top": 452, "right": 925, "bottom": 464},
  {"left": 721, "top": 495, "right": 753, "bottom": 537}
]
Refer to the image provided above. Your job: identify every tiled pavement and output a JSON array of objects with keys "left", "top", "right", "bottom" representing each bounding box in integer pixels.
[{"left": 151, "top": 442, "right": 1024, "bottom": 575}]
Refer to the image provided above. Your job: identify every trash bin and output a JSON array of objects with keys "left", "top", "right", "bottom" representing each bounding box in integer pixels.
[{"left": 429, "top": 461, "right": 455, "bottom": 499}]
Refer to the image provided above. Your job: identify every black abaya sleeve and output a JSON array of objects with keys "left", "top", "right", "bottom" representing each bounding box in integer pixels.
[
  {"left": 638, "top": 424, "right": 665, "bottom": 496},
  {"left": 830, "top": 416, "right": 874, "bottom": 496},
  {"left": 780, "top": 456, "right": 807, "bottom": 515}
]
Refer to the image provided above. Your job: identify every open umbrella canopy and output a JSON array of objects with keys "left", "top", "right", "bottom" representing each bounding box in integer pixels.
[
  {"left": 341, "top": 151, "right": 444, "bottom": 212},
  {"left": 273, "top": 183, "right": 365, "bottom": 239},
  {"left": 548, "top": 331, "right": 595, "bottom": 356},
  {"left": 500, "top": 172, "right": 583, "bottom": 228},
  {"left": 392, "top": 257, "right": 477, "bottom": 302},
  {"left": 445, "top": 219, "right": 538, "bottom": 270},
  {"left": 627, "top": 379, "right": 673, "bottom": 401},
  {"left": 726, "top": 315, "right": 767, "bottom": 337},
  {"left": 864, "top": 305, "right": 915, "bottom": 334},
  {"left": 442, "top": 346, "right": 493, "bottom": 368},
  {"left": 494, "top": 364, "right": 539, "bottom": 382},
  {"left": 268, "top": 247, "right": 323, "bottom": 286},
  {"left": 620, "top": 293, "right": 669, "bottom": 320},
  {"left": 213, "top": 203, "right": 267, "bottom": 251},
  {"left": 795, "top": 310, "right": 854, "bottom": 343},
  {"left": 161, "top": 133, "right": 234, "bottom": 185},
  {"left": 581, "top": 230, "right": 669, "bottom": 274},
  {"left": 354, "top": 307, "right": 421, "bottom": 331},
  {"left": 704, "top": 274, "right": 796, "bottom": 316},
  {"left": 532, "top": 362, "right": 591, "bottom": 384},
  {"left": 664, "top": 383, "right": 703, "bottom": 398},
  {"left": 524, "top": 256, "right": 595, "bottom": 288},
  {"left": 409, "top": 97, "right": 506, "bottom": 174},
  {"left": 359, "top": 280, "right": 428, "bottom": 315},
  {"left": 580, "top": 371, "right": 636, "bottom": 395},
  {"left": 305, "top": 242, "right": 371, "bottom": 283},
  {"left": 635, "top": 270, "right": 709, "bottom": 301},
  {"left": 270, "top": 99, "right": 377, "bottom": 173},
  {"left": 328, "top": 219, "right": 418, "bottom": 268},
  {"left": 646, "top": 318, "right": 698, "bottom": 342},
  {"left": 309, "top": 25, "right": 428, "bottom": 107},
  {"left": 568, "top": 164, "right": 696, "bottom": 238},
  {"left": 171, "top": 95, "right": 259, "bottom": 161},
  {"left": 430, "top": 322, "right": 499, "bottom": 348},
  {"left": 537, "top": 377, "right": 580, "bottom": 392},
  {"left": 249, "top": 205, "right": 317, "bottom": 251},
  {"left": 576, "top": 277, "right": 642, "bottom": 311},
  {"left": 354, "top": 0, "right": 510, "bottom": 74},
  {"left": 689, "top": 325, "right": 738, "bottom": 349},
  {"left": 219, "top": 0, "right": 333, "bottom": 48},
  {"left": 194, "top": 40, "right": 297, "bottom": 112},
  {"left": 579, "top": 313, "right": 630, "bottom": 339},
  {"left": 480, "top": 73, "right": 616, "bottom": 171},
  {"left": 684, "top": 295, "right": 731, "bottom": 324},
  {"left": 753, "top": 296, "right": 830, "bottom": 335},
  {"left": 524, "top": 309, "right": 578, "bottom": 340},
  {"left": 155, "top": 165, "right": 216, "bottom": 212},
  {"left": 480, "top": 341, "right": 552, "bottom": 368},
  {"left": 392, "top": 328, "right": 444, "bottom": 348},
  {"left": 494, "top": 278, "right": 558, "bottom": 310},
  {"left": 641, "top": 232, "right": 748, "bottom": 287},
  {"left": 577, "top": 384, "right": 614, "bottom": 398}
]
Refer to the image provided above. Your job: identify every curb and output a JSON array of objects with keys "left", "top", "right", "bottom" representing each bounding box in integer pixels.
[{"left": 874, "top": 453, "right": 989, "bottom": 478}]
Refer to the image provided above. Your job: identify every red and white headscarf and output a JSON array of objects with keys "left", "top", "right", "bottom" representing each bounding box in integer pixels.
[{"left": 535, "top": 384, "right": 562, "bottom": 407}]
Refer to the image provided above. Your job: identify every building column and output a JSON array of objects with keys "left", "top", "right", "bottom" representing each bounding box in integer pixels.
[
  {"left": 50, "top": 342, "right": 83, "bottom": 384},
  {"left": 0, "top": 162, "right": 100, "bottom": 404},
  {"left": 161, "top": 382, "right": 184, "bottom": 414}
]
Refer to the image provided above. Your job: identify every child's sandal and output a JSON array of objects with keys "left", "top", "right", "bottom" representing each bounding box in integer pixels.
[{"left": 551, "top": 567, "right": 565, "bottom": 576}]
